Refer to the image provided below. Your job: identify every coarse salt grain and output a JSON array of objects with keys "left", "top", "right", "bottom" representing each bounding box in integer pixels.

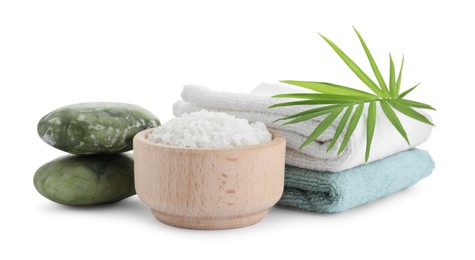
[{"left": 147, "top": 110, "right": 272, "bottom": 148}]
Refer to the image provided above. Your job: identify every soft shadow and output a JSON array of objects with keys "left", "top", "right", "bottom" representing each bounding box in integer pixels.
[
  {"left": 263, "top": 185, "right": 422, "bottom": 223},
  {"left": 39, "top": 195, "right": 153, "bottom": 222},
  {"left": 37, "top": 186, "right": 423, "bottom": 232}
]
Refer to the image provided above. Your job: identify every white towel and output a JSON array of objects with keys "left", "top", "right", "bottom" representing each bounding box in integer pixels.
[{"left": 173, "top": 83, "right": 433, "bottom": 172}]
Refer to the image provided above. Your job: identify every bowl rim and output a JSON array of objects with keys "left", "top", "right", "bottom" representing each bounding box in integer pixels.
[{"left": 133, "top": 128, "right": 286, "bottom": 152}]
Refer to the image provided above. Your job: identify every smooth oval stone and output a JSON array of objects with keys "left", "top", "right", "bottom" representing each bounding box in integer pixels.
[
  {"left": 37, "top": 102, "right": 160, "bottom": 154},
  {"left": 34, "top": 154, "right": 135, "bottom": 206}
]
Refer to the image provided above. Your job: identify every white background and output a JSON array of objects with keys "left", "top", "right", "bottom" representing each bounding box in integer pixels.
[{"left": 1, "top": 0, "right": 473, "bottom": 259}]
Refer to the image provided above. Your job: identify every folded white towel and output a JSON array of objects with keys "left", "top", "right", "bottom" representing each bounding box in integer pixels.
[{"left": 173, "top": 83, "right": 433, "bottom": 172}]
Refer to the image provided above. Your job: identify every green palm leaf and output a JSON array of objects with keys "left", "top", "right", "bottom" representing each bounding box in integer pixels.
[
  {"left": 272, "top": 93, "right": 373, "bottom": 102},
  {"left": 274, "top": 104, "right": 345, "bottom": 122},
  {"left": 300, "top": 107, "right": 344, "bottom": 149},
  {"left": 282, "top": 107, "right": 340, "bottom": 125},
  {"left": 280, "top": 80, "right": 378, "bottom": 99},
  {"left": 380, "top": 100, "right": 410, "bottom": 145},
  {"left": 269, "top": 100, "right": 353, "bottom": 108},
  {"left": 389, "top": 100, "right": 435, "bottom": 126},
  {"left": 398, "top": 99, "right": 436, "bottom": 110},
  {"left": 389, "top": 54, "right": 396, "bottom": 98},
  {"left": 319, "top": 33, "right": 385, "bottom": 97},
  {"left": 365, "top": 101, "right": 377, "bottom": 161},
  {"left": 271, "top": 28, "right": 435, "bottom": 161},
  {"left": 398, "top": 83, "right": 419, "bottom": 98},
  {"left": 327, "top": 105, "right": 353, "bottom": 152},
  {"left": 353, "top": 27, "right": 390, "bottom": 97},
  {"left": 395, "top": 55, "right": 404, "bottom": 96},
  {"left": 338, "top": 103, "right": 364, "bottom": 154}
]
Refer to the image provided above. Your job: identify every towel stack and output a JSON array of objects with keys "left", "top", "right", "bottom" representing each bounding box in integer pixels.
[{"left": 173, "top": 83, "right": 435, "bottom": 213}]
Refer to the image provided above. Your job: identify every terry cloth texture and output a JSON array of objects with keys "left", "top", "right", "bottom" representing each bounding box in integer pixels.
[
  {"left": 173, "top": 83, "right": 433, "bottom": 172},
  {"left": 277, "top": 148, "right": 434, "bottom": 213}
]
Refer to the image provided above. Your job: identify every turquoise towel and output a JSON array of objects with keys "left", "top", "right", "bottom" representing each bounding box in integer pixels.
[{"left": 278, "top": 149, "right": 434, "bottom": 213}]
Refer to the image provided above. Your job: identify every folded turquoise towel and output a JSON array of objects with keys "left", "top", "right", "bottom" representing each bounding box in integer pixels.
[{"left": 277, "top": 149, "right": 434, "bottom": 213}]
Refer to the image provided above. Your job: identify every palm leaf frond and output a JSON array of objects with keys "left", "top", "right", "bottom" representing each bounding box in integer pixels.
[
  {"left": 389, "top": 54, "right": 396, "bottom": 98},
  {"left": 338, "top": 103, "right": 364, "bottom": 154},
  {"left": 273, "top": 104, "right": 346, "bottom": 122},
  {"left": 398, "top": 98, "right": 436, "bottom": 110},
  {"left": 282, "top": 107, "right": 340, "bottom": 125},
  {"left": 271, "top": 28, "right": 435, "bottom": 161},
  {"left": 319, "top": 33, "right": 385, "bottom": 97},
  {"left": 300, "top": 107, "right": 344, "bottom": 149},
  {"left": 327, "top": 105, "right": 353, "bottom": 152},
  {"left": 280, "top": 80, "right": 378, "bottom": 98},
  {"left": 269, "top": 99, "right": 353, "bottom": 108},
  {"left": 380, "top": 100, "right": 410, "bottom": 144},
  {"left": 366, "top": 101, "right": 376, "bottom": 161},
  {"left": 353, "top": 27, "right": 390, "bottom": 97},
  {"left": 395, "top": 55, "right": 404, "bottom": 96},
  {"left": 398, "top": 82, "right": 419, "bottom": 99},
  {"left": 272, "top": 93, "right": 373, "bottom": 102},
  {"left": 389, "top": 100, "right": 435, "bottom": 126}
]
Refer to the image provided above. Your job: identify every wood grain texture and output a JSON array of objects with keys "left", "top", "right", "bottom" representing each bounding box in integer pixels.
[{"left": 133, "top": 128, "right": 286, "bottom": 230}]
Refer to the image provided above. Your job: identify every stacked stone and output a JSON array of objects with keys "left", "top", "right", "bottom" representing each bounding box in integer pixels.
[{"left": 34, "top": 103, "right": 160, "bottom": 206}]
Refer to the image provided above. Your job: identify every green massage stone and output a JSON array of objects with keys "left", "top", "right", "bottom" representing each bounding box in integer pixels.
[
  {"left": 37, "top": 102, "right": 160, "bottom": 154},
  {"left": 34, "top": 154, "right": 135, "bottom": 206}
]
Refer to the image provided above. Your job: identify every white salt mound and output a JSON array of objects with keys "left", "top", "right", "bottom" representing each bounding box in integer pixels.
[{"left": 147, "top": 110, "right": 272, "bottom": 148}]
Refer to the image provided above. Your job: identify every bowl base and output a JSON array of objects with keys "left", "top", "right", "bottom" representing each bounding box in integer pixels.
[{"left": 151, "top": 209, "right": 268, "bottom": 230}]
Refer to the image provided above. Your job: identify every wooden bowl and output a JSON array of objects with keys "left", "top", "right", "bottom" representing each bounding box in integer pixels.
[{"left": 133, "top": 128, "right": 286, "bottom": 230}]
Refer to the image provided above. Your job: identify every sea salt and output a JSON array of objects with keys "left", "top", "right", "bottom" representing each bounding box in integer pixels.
[{"left": 147, "top": 110, "right": 272, "bottom": 148}]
